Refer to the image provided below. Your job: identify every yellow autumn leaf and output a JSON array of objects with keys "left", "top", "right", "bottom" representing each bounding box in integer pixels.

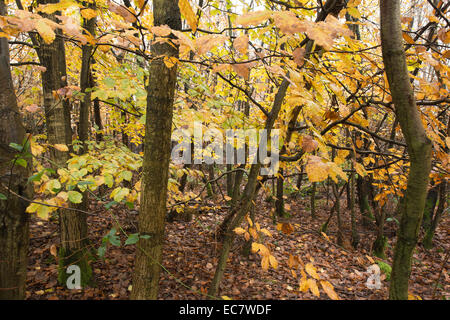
[
  {"left": 261, "top": 255, "right": 269, "bottom": 271},
  {"left": 179, "top": 0, "right": 198, "bottom": 32},
  {"left": 305, "top": 263, "right": 320, "bottom": 280},
  {"left": 233, "top": 34, "right": 249, "bottom": 55},
  {"left": 307, "top": 278, "right": 320, "bottom": 297},
  {"left": 408, "top": 293, "right": 422, "bottom": 300},
  {"left": 236, "top": 10, "right": 272, "bottom": 26},
  {"left": 269, "top": 255, "right": 278, "bottom": 269},
  {"left": 233, "top": 227, "right": 246, "bottom": 235},
  {"left": 54, "top": 144, "right": 69, "bottom": 152},
  {"left": 320, "top": 280, "right": 339, "bottom": 300},
  {"left": 299, "top": 277, "right": 309, "bottom": 292},
  {"left": 347, "top": 7, "right": 361, "bottom": 19},
  {"left": 163, "top": 56, "right": 178, "bottom": 68},
  {"left": 81, "top": 8, "right": 97, "bottom": 20},
  {"left": 36, "top": 203, "right": 52, "bottom": 220},
  {"left": 94, "top": 175, "right": 105, "bottom": 186},
  {"left": 37, "top": 0, "right": 77, "bottom": 14},
  {"left": 36, "top": 19, "right": 55, "bottom": 44},
  {"left": 402, "top": 33, "right": 415, "bottom": 44},
  {"left": 354, "top": 162, "right": 367, "bottom": 177},
  {"left": 249, "top": 227, "right": 258, "bottom": 239},
  {"left": 251, "top": 242, "right": 270, "bottom": 256},
  {"left": 151, "top": 25, "right": 172, "bottom": 37},
  {"left": 321, "top": 232, "right": 331, "bottom": 242},
  {"left": 260, "top": 228, "right": 272, "bottom": 237},
  {"left": 305, "top": 156, "right": 328, "bottom": 182},
  {"left": 31, "top": 143, "right": 45, "bottom": 156},
  {"left": 246, "top": 215, "right": 253, "bottom": 226}
]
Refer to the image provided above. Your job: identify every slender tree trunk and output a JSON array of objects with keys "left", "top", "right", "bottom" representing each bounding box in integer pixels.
[
  {"left": 121, "top": 112, "right": 129, "bottom": 148},
  {"left": 350, "top": 160, "right": 359, "bottom": 248},
  {"left": 93, "top": 96, "right": 103, "bottom": 142},
  {"left": 380, "top": 0, "right": 433, "bottom": 300},
  {"left": 275, "top": 168, "right": 285, "bottom": 216},
  {"left": 226, "top": 164, "right": 234, "bottom": 197},
  {"left": 131, "top": 0, "right": 181, "bottom": 300},
  {"left": 423, "top": 181, "right": 447, "bottom": 249},
  {"left": 422, "top": 186, "right": 438, "bottom": 231},
  {"left": 296, "top": 166, "right": 303, "bottom": 192},
  {"left": 35, "top": 0, "right": 92, "bottom": 286},
  {"left": 78, "top": 12, "right": 96, "bottom": 150},
  {"left": 373, "top": 206, "right": 387, "bottom": 259},
  {"left": 310, "top": 182, "right": 317, "bottom": 219},
  {"left": 332, "top": 181, "right": 343, "bottom": 246},
  {"left": 0, "top": 1, "right": 31, "bottom": 298}
]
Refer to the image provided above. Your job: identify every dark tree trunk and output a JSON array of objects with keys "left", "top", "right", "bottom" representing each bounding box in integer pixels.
[
  {"left": 0, "top": 1, "right": 31, "bottom": 298},
  {"left": 93, "top": 97, "right": 103, "bottom": 142},
  {"left": 36, "top": 0, "right": 92, "bottom": 287},
  {"left": 423, "top": 181, "right": 447, "bottom": 249},
  {"left": 131, "top": 0, "right": 181, "bottom": 300}
]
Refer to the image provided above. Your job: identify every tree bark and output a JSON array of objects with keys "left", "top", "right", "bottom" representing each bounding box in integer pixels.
[
  {"left": 380, "top": 0, "right": 433, "bottom": 300},
  {"left": 130, "top": 0, "right": 181, "bottom": 300},
  {"left": 78, "top": 11, "right": 96, "bottom": 150},
  {"left": 36, "top": 0, "right": 92, "bottom": 286},
  {"left": 0, "top": 0, "right": 31, "bottom": 299}
]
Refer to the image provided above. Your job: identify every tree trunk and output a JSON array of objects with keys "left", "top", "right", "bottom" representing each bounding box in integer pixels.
[
  {"left": 296, "top": 167, "right": 303, "bottom": 192},
  {"left": 0, "top": 1, "right": 31, "bottom": 298},
  {"left": 275, "top": 168, "right": 285, "bottom": 216},
  {"left": 310, "top": 182, "right": 317, "bottom": 219},
  {"left": 226, "top": 164, "right": 234, "bottom": 197},
  {"left": 380, "top": 0, "right": 433, "bottom": 300},
  {"left": 373, "top": 206, "right": 387, "bottom": 259},
  {"left": 36, "top": 0, "right": 92, "bottom": 287},
  {"left": 93, "top": 97, "right": 103, "bottom": 142},
  {"left": 422, "top": 186, "right": 438, "bottom": 232},
  {"left": 131, "top": 0, "right": 181, "bottom": 300},
  {"left": 423, "top": 181, "right": 447, "bottom": 249},
  {"left": 350, "top": 160, "right": 359, "bottom": 248},
  {"left": 78, "top": 12, "right": 96, "bottom": 150}
]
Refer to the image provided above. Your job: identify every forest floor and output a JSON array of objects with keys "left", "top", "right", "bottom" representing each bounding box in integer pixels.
[{"left": 25, "top": 188, "right": 449, "bottom": 300}]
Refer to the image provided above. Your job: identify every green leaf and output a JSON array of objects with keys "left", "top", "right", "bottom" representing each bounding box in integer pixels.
[
  {"left": 125, "top": 233, "right": 139, "bottom": 245},
  {"left": 68, "top": 190, "right": 83, "bottom": 204},
  {"left": 77, "top": 181, "right": 94, "bottom": 186},
  {"left": 108, "top": 228, "right": 117, "bottom": 237},
  {"left": 125, "top": 201, "right": 134, "bottom": 209},
  {"left": 9, "top": 142, "right": 23, "bottom": 152},
  {"left": 36, "top": 204, "right": 51, "bottom": 220},
  {"left": 110, "top": 187, "right": 130, "bottom": 202},
  {"left": 28, "top": 170, "right": 45, "bottom": 183},
  {"left": 109, "top": 234, "right": 121, "bottom": 246},
  {"left": 97, "top": 244, "right": 107, "bottom": 258},
  {"left": 104, "top": 173, "right": 114, "bottom": 188},
  {"left": 104, "top": 77, "right": 115, "bottom": 88},
  {"left": 120, "top": 170, "right": 133, "bottom": 182},
  {"left": 104, "top": 201, "right": 117, "bottom": 210},
  {"left": 14, "top": 158, "right": 27, "bottom": 168},
  {"left": 0, "top": 193, "right": 7, "bottom": 200},
  {"left": 46, "top": 179, "right": 61, "bottom": 193}
]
